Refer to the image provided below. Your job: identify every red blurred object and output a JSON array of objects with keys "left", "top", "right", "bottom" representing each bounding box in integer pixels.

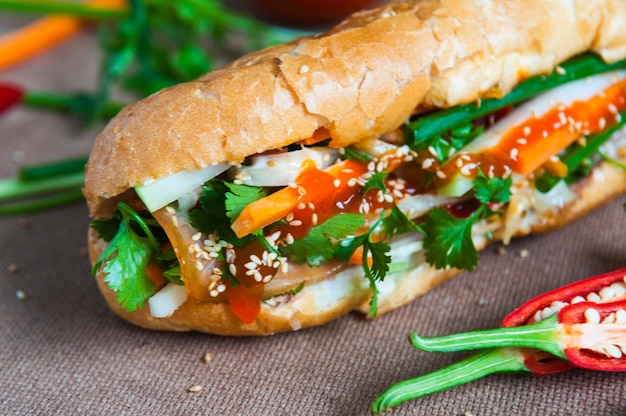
[
  {"left": 0, "top": 83, "right": 24, "bottom": 115},
  {"left": 247, "top": 0, "right": 381, "bottom": 26}
]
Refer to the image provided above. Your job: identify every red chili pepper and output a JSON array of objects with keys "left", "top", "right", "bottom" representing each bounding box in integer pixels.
[
  {"left": 409, "top": 299, "right": 626, "bottom": 371},
  {"left": 373, "top": 268, "right": 626, "bottom": 414},
  {"left": 558, "top": 300, "right": 626, "bottom": 371},
  {"left": 0, "top": 83, "right": 24, "bottom": 114},
  {"left": 502, "top": 267, "right": 626, "bottom": 327}
]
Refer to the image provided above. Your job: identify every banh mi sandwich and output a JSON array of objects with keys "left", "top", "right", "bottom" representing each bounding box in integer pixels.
[{"left": 85, "top": 0, "right": 626, "bottom": 336}]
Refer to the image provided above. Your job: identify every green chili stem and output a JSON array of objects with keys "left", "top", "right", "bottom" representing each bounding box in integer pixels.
[
  {"left": 0, "top": 0, "right": 128, "bottom": 20},
  {"left": 372, "top": 348, "right": 530, "bottom": 414},
  {"left": 409, "top": 315, "right": 566, "bottom": 359},
  {"left": 407, "top": 54, "right": 626, "bottom": 145}
]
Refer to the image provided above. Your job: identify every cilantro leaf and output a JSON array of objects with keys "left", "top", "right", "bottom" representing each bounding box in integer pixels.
[
  {"left": 189, "top": 180, "right": 267, "bottom": 244},
  {"left": 420, "top": 207, "right": 478, "bottom": 271},
  {"left": 224, "top": 182, "right": 267, "bottom": 221},
  {"left": 361, "top": 171, "right": 388, "bottom": 194},
  {"left": 188, "top": 181, "right": 231, "bottom": 236},
  {"left": 285, "top": 213, "right": 365, "bottom": 267},
  {"left": 90, "top": 212, "right": 121, "bottom": 241},
  {"left": 408, "top": 121, "right": 485, "bottom": 163},
  {"left": 92, "top": 207, "right": 156, "bottom": 311},
  {"left": 473, "top": 170, "right": 512, "bottom": 205},
  {"left": 381, "top": 205, "right": 421, "bottom": 237}
]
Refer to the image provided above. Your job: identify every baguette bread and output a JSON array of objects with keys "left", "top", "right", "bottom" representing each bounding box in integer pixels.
[{"left": 85, "top": 0, "right": 626, "bottom": 335}]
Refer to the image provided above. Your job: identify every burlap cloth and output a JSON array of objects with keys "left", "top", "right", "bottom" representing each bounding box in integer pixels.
[{"left": 1, "top": 16, "right": 626, "bottom": 416}]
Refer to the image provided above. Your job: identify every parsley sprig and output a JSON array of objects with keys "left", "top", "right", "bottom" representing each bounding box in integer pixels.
[{"left": 421, "top": 170, "right": 512, "bottom": 271}]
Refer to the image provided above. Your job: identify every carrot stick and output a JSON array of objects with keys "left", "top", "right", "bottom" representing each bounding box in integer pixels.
[{"left": 0, "top": 0, "right": 126, "bottom": 70}]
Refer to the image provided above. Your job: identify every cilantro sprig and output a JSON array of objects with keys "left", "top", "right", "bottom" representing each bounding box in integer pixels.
[
  {"left": 421, "top": 170, "right": 512, "bottom": 271},
  {"left": 91, "top": 202, "right": 162, "bottom": 311},
  {"left": 284, "top": 213, "right": 365, "bottom": 267}
]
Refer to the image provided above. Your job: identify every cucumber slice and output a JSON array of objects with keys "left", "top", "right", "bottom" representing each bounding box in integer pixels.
[{"left": 136, "top": 163, "right": 228, "bottom": 212}]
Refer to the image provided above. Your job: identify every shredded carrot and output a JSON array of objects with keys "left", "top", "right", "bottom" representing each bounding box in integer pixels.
[
  {"left": 144, "top": 260, "right": 167, "bottom": 289},
  {"left": 486, "top": 77, "right": 626, "bottom": 175},
  {"left": 0, "top": 0, "right": 127, "bottom": 70}
]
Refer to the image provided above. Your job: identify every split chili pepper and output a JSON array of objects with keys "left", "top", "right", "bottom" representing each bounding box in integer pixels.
[
  {"left": 372, "top": 268, "right": 626, "bottom": 414},
  {"left": 409, "top": 299, "right": 626, "bottom": 371}
]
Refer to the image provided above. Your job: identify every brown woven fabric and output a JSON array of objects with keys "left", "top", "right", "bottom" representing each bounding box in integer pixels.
[{"left": 2, "top": 22, "right": 626, "bottom": 416}]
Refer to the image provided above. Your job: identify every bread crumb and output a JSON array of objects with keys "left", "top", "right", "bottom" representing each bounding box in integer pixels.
[
  {"left": 496, "top": 246, "right": 506, "bottom": 256},
  {"left": 11, "top": 150, "right": 25, "bottom": 163},
  {"left": 7, "top": 263, "right": 18, "bottom": 274},
  {"left": 203, "top": 352, "right": 213, "bottom": 363},
  {"left": 518, "top": 249, "right": 529, "bottom": 258},
  {"left": 15, "top": 290, "right": 26, "bottom": 300},
  {"left": 188, "top": 385, "right": 203, "bottom": 393},
  {"left": 18, "top": 217, "right": 31, "bottom": 228},
  {"left": 78, "top": 247, "right": 89, "bottom": 257}
]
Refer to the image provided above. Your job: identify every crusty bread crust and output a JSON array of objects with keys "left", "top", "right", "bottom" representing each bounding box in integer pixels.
[
  {"left": 85, "top": 0, "right": 626, "bottom": 335},
  {"left": 84, "top": 0, "right": 626, "bottom": 217}
]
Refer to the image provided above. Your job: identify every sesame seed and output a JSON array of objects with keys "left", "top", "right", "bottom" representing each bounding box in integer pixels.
[
  {"left": 165, "top": 206, "right": 176, "bottom": 214},
  {"left": 555, "top": 65, "right": 566, "bottom": 75},
  {"left": 188, "top": 385, "right": 203, "bottom": 393},
  {"left": 297, "top": 186, "right": 307, "bottom": 196},
  {"left": 297, "top": 202, "right": 306, "bottom": 209},
  {"left": 228, "top": 264, "right": 237, "bottom": 276},
  {"left": 599, "top": 117, "right": 606, "bottom": 130},
  {"left": 510, "top": 148, "right": 518, "bottom": 161},
  {"left": 196, "top": 261, "right": 204, "bottom": 271},
  {"left": 523, "top": 126, "right": 531, "bottom": 136},
  {"left": 289, "top": 220, "right": 303, "bottom": 227},
  {"left": 436, "top": 170, "right": 447, "bottom": 179},
  {"left": 299, "top": 65, "right": 309, "bottom": 74},
  {"left": 422, "top": 158, "right": 435, "bottom": 169},
  {"left": 286, "top": 213, "right": 294, "bottom": 222},
  {"left": 254, "top": 272, "right": 263, "bottom": 282},
  {"left": 250, "top": 254, "right": 262, "bottom": 265},
  {"left": 210, "top": 289, "right": 219, "bottom": 297},
  {"left": 311, "top": 213, "right": 318, "bottom": 225},
  {"left": 217, "top": 284, "right": 226, "bottom": 293},
  {"left": 333, "top": 179, "right": 341, "bottom": 188},
  {"left": 286, "top": 233, "right": 295, "bottom": 244},
  {"left": 516, "top": 138, "right": 527, "bottom": 145},
  {"left": 347, "top": 178, "right": 357, "bottom": 187}
]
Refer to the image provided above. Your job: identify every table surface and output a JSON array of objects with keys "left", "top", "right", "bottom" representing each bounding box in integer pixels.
[{"left": 2, "top": 11, "right": 626, "bottom": 416}]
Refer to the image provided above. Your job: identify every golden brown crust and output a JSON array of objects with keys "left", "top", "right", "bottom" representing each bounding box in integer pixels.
[
  {"left": 84, "top": 0, "right": 626, "bottom": 217},
  {"left": 85, "top": 0, "right": 626, "bottom": 335}
]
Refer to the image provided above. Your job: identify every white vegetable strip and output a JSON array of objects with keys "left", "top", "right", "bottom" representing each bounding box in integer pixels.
[
  {"left": 230, "top": 147, "right": 338, "bottom": 186},
  {"left": 136, "top": 162, "right": 229, "bottom": 212},
  {"left": 148, "top": 283, "right": 188, "bottom": 318}
]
